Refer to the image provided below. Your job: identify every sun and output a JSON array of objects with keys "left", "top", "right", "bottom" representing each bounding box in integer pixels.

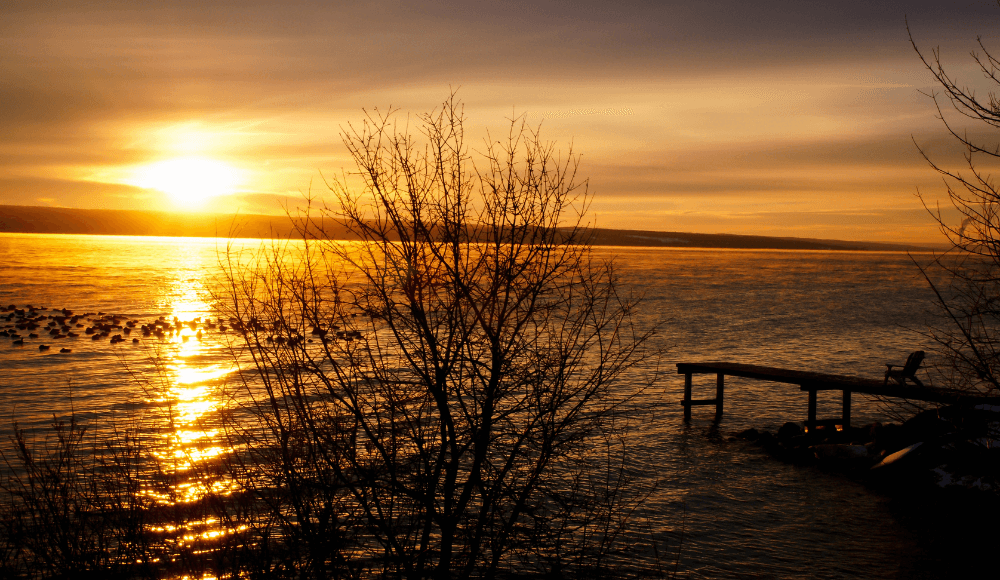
[{"left": 131, "top": 157, "right": 244, "bottom": 209}]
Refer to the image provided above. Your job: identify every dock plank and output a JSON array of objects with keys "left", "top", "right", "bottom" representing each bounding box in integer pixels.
[{"left": 676, "top": 361, "right": 1000, "bottom": 405}]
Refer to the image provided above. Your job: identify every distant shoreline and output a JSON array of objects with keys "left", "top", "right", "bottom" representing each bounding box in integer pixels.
[{"left": 0, "top": 204, "right": 942, "bottom": 252}]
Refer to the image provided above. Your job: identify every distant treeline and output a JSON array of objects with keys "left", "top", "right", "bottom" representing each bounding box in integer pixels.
[{"left": 0, "top": 204, "right": 935, "bottom": 251}]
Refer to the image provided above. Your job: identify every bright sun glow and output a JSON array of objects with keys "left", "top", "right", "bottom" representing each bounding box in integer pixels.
[{"left": 131, "top": 157, "right": 243, "bottom": 209}]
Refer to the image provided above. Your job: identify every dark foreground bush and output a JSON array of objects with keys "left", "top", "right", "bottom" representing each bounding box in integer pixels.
[
  {"left": 0, "top": 415, "right": 153, "bottom": 579},
  {"left": 0, "top": 95, "right": 667, "bottom": 579},
  {"left": 212, "top": 93, "right": 662, "bottom": 578}
]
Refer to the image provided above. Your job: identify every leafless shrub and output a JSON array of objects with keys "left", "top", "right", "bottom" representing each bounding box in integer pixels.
[
  {"left": 216, "top": 93, "right": 661, "bottom": 578},
  {"left": 910, "top": 19, "right": 1000, "bottom": 397},
  {"left": 0, "top": 411, "right": 155, "bottom": 579}
]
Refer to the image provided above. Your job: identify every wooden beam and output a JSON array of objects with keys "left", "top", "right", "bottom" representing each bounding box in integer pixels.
[
  {"left": 680, "top": 399, "right": 718, "bottom": 406},
  {"left": 677, "top": 362, "right": 885, "bottom": 390}
]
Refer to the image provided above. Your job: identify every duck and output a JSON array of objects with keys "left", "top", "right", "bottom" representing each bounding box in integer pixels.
[
  {"left": 38, "top": 344, "right": 50, "bottom": 351},
  {"left": 60, "top": 348, "right": 71, "bottom": 353}
]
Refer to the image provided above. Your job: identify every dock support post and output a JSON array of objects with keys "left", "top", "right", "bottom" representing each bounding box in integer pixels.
[
  {"left": 807, "top": 389, "right": 817, "bottom": 433},
  {"left": 715, "top": 373, "right": 725, "bottom": 419},
  {"left": 842, "top": 390, "right": 851, "bottom": 430},
  {"left": 683, "top": 373, "right": 692, "bottom": 420}
]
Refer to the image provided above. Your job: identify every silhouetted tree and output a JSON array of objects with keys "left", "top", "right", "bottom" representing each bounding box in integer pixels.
[
  {"left": 912, "top": 21, "right": 1000, "bottom": 396},
  {"left": 218, "top": 93, "right": 658, "bottom": 578}
]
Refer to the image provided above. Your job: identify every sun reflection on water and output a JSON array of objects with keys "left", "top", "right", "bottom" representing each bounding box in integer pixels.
[{"left": 139, "top": 267, "right": 246, "bottom": 562}]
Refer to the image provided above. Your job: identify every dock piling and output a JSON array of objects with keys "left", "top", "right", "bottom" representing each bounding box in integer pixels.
[
  {"left": 680, "top": 371, "right": 723, "bottom": 421},
  {"left": 807, "top": 389, "right": 817, "bottom": 432},
  {"left": 842, "top": 389, "right": 851, "bottom": 430},
  {"left": 683, "top": 372, "right": 692, "bottom": 420}
]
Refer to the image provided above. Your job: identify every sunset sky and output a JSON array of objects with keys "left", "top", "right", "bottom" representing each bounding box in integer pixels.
[{"left": 3, "top": 0, "right": 1000, "bottom": 243}]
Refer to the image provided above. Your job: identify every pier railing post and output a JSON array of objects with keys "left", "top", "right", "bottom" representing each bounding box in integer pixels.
[
  {"left": 807, "top": 388, "right": 817, "bottom": 433},
  {"left": 715, "top": 372, "right": 725, "bottom": 419},
  {"left": 683, "top": 373, "right": 692, "bottom": 420}
]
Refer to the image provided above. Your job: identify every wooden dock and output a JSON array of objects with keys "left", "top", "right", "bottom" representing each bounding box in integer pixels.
[{"left": 677, "top": 361, "right": 1000, "bottom": 430}]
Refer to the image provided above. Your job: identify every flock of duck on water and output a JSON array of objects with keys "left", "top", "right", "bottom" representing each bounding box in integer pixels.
[
  {"left": 0, "top": 303, "right": 227, "bottom": 353},
  {"left": 1, "top": 303, "right": 363, "bottom": 353}
]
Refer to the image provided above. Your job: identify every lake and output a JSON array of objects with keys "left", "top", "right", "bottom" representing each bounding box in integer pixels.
[{"left": 0, "top": 232, "right": 966, "bottom": 578}]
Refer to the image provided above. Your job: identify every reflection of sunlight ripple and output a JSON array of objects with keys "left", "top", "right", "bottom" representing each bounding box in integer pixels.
[{"left": 141, "top": 268, "right": 243, "bottom": 560}]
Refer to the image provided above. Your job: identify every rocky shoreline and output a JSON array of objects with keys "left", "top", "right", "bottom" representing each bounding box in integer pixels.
[
  {"left": 732, "top": 404, "right": 1000, "bottom": 576},
  {"left": 733, "top": 404, "right": 1000, "bottom": 496}
]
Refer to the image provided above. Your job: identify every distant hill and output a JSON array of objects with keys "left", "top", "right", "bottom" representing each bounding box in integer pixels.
[
  {"left": 579, "top": 228, "right": 939, "bottom": 252},
  {"left": 0, "top": 205, "right": 939, "bottom": 252},
  {"left": 0, "top": 205, "right": 327, "bottom": 239}
]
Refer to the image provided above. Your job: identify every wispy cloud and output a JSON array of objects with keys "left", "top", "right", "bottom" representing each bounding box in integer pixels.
[{"left": 1, "top": 0, "right": 998, "bottom": 242}]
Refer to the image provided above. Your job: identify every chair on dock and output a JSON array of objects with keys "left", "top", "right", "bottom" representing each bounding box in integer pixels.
[{"left": 884, "top": 351, "right": 925, "bottom": 387}]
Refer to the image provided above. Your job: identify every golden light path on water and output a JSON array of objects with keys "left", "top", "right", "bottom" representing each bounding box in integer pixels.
[{"left": 137, "top": 257, "right": 247, "bottom": 574}]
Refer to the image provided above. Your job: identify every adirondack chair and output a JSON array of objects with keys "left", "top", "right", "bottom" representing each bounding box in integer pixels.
[{"left": 884, "top": 351, "right": 925, "bottom": 387}]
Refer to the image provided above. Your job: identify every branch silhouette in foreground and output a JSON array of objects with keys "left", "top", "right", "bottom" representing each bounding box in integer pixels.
[{"left": 217, "top": 93, "right": 661, "bottom": 578}]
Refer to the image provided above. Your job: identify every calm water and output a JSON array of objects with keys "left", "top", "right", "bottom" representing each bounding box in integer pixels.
[{"left": 0, "top": 233, "right": 959, "bottom": 578}]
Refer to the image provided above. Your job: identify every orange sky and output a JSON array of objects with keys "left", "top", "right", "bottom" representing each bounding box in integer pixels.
[{"left": 3, "top": 1, "right": 1000, "bottom": 244}]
